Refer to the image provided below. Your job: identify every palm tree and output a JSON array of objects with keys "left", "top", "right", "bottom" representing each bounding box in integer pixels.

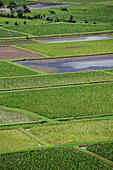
[
  {"left": 23, "top": 5, "right": 30, "bottom": 17},
  {"left": 7, "top": 2, "right": 16, "bottom": 16},
  {"left": 0, "top": 1, "right": 3, "bottom": 8}
]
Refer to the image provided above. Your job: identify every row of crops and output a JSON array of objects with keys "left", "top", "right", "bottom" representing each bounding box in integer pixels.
[
  {"left": 1, "top": 69, "right": 113, "bottom": 90},
  {"left": 0, "top": 1, "right": 113, "bottom": 168},
  {"left": 0, "top": 147, "right": 112, "bottom": 169}
]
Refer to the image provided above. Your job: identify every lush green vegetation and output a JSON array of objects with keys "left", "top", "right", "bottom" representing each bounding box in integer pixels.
[
  {"left": 0, "top": 129, "right": 38, "bottom": 150},
  {"left": 1, "top": 70, "right": 113, "bottom": 90},
  {"left": 0, "top": 61, "right": 38, "bottom": 77},
  {"left": 0, "top": 28, "right": 27, "bottom": 38},
  {"left": 4, "top": 22, "right": 113, "bottom": 36},
  {"left": 1, "top": 83, "right": 113, "bottom": 118},
  {"left": 86, "top": 143, "right": 113, "bottom": 161},
  {"left": 0, "top": 148, "right": 112, "bottom": 169},
  {"left": 18, "top": 39, "right": 113, "bottom": 57},
  {"left": 30, "top": 120, "right": 113, "bottom": 144},
  {"left": 0, "top": 109, "right": 39, "bottom": 124},
  {"left": 31, "top": 4, "right": 113, "bottom": 24}
]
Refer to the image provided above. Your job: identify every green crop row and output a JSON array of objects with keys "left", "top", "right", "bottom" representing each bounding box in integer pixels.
[
  {"left": 86, "top": 143, "right": 113, "bottom": 161},
  {"left": 1, "top": 83, "right": 113, "bottom": 118},
  {"left": 1, "top": 70, "right": 113, "bottom": 90},
  {"left": 0, "top": 61, "right": 38, "bottom": 77},
  {"left": 18, "top": 39, "right": 113, "bottom": 57},
  {"left": 0, "top": 129, "right": 38, "bottom": 150},
  {"left": 0, "top": 147, "right": 112, "bottom": 169}
]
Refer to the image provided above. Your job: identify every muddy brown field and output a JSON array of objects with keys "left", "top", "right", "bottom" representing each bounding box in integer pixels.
[{"left": 0, "top": 46, "right": 44, "bottom": 60}]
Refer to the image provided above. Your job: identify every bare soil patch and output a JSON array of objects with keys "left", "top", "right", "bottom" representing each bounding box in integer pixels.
[
  {"left": 0, "top": 46, "right": 44, "bottom": 60},
  {"left": 28, "top": 65, "right": 58, "bottom": 73}
]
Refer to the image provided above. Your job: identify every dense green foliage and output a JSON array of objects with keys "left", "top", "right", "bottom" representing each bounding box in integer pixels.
[
  {"left": 0, "top": 28, "right": 27, "bottom": 38},
  {"left": 30, "top": 120, "right": 113, "bottom": 144},
  {"left": 0, "top": 129, "right": 38, "bottom": 150},
  {"left": 1, "top": 70, "right": 113, "bottom": 90},
  {"left": 0, "top": 148, "right": 112, "bottom": 169},
  {"left": 1, "top": 83, "right": 113, "bottom": 118},
  {"left": 0, "top": 61, "right": 38, "bottom": 77},
  {"left": 19, "top": 39, "right": 113, "bottom": 57},
  {"left": 0, "top": 109, "right": 39, "bottom": 124},
  {"left": 86, "top": 143, "right": 113, "bottom": 161}
]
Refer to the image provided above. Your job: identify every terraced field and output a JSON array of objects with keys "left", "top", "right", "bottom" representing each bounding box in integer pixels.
[{"left": 0, "top": 0, "right": 113, "bottom": 169}]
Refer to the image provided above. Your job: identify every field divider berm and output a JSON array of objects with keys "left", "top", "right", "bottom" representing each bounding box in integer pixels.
[
  {"left": 12, "top": 45, "right": 49, "bottom": 58},
  {"left": 0, "top": 27, "right": 32, "bottom": 37},
  {"left": 18, "top": 127, "right": 51, "bottom": 146},
  {"left": 74, "top": 146, "right": 113, "bottom": 167}
]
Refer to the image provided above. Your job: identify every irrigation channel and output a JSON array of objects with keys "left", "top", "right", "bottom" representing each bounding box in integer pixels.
[{"left": 0, "top": 3, "right": 72, "bottom": 13}]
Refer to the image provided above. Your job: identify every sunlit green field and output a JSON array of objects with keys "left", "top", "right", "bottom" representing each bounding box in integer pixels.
[
  {"left": 0, "top": 129, "right": 38, "bottom": 150},
  {"left": 1, "top": 83, "right": 113, "bottom": 118},
  {"left": 18, "top": 39, "right": 113, "bottom": 57},
  {"left": 30, "top": 120, "right": 113, "bottom": 144},
  {"left": 1, "top": 70, "right": 113, "bottom": 90}
]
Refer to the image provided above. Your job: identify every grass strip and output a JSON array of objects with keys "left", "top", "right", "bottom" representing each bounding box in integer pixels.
[
  {"left": 75, "top": 146, "right": 113, "bottom": 167},
  {"left": 19, "top": 128, "right": 51, "bottom": 146}
]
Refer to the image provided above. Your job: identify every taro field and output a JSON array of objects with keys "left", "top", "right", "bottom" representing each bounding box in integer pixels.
[{"left": 0, "top": 0, "right": 113, "bottom": 169}]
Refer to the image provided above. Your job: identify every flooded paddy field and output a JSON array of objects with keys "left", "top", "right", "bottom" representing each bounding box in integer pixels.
[
  {"left": 15, "top": 54, "right": 113, "bottom": 73},
  {"left": 0, "top": 3, "right": 72, "bottom": 13},
  {"left": 39, "top": 36, "right": 111, "bottom": 43}
]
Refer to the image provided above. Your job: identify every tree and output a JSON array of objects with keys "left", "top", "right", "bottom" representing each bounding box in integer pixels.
[
  {"left": 7, "top": 2, "right": 16, "bottom": 16},
  {"left": 23, "top": 5, "right": 31, "bottom": 17},
  {"left": 0, "top": 1, "right": 3, "bottom": 8},
  {"left": 16, "top": 8, "right": 23, "bottom": 18}
]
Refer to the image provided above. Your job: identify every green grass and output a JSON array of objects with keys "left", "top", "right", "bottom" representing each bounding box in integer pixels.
[
  {"left": 4, "top": 22, "right": 113, "bottom": 36},
  {"left": 0, "top": 61, "right": 38, "bottom": 77},
  {"left": 0, "top": 148, "right": 112, "bottom": 169},
  {"left": 0, "top": 28, "right": 27, "bottom": 38},
  {"left": 1, "top": 70, "right": 113, "bottom": 90},
  {"left": 30, "top": 119, "right": 113, "bottom": 144},
  {"left": 86, "top": 143, "right": 113, "bottom": 161},
  {"left": 1, "top": 83, "right": 113, "bottom": 118},
  {"left": 18, "top": 39, "right": 113, "bottom": 57},
  {"left": 0, "top": 129, "right": 38, "bottom": 150},
  {"left": 2, "top": 0, "right": 37, "bottom": 6},
  {"left": 0, "top": 109, "right": 39, "bottom": 124}
]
